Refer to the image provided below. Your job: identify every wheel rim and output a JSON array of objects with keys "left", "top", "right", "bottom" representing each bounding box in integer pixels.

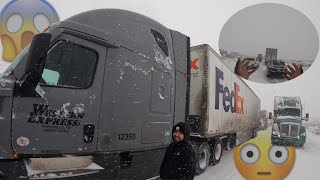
[
  {"left": 215, "top": 143, "right": 222, "bottom": 160},
  {"left": 199, "top": 149, "right": 208, "bottom": 169}
]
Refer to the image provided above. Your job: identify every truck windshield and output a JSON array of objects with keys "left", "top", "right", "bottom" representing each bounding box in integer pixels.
[
  {"left": 276, "top": 108, "right": 300, "bottom": 117},
  {"left": 272, "top": 61, "right": 285, "bottom": 66}
]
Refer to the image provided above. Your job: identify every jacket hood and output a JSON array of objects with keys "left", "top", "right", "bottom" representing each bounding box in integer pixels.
[{"left": 172, "top": 122, "right": 190, "bottom": 142}]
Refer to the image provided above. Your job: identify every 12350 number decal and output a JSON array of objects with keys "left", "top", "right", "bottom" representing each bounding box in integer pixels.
[{"left": 118, "top": 133, "right": 136, "bottom": 140}]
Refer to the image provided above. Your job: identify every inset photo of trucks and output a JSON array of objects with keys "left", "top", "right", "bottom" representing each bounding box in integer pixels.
[{"left": 219, "top": 3, "right": 318, "bottom": 84}]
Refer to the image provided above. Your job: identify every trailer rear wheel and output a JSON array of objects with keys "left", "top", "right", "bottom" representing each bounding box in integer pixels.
[
  {"left": 230, "top": 134, "right": 237, "bottom": 149},
  {"left": 210, "top": 139, "right": 222, "bottom": 165},
  {"left": 224, "top": 134, "right": 236, "bottom": 150},
  {"left": 195, "top": 142, "right": 210, "bottom": 175}
]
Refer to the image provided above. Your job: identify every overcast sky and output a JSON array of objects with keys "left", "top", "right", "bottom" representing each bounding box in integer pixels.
[
  {"left": 219, "top": 3, "right": 319, "bottom": 61},
  {"left": 0, "top": 0, "right": 320, "bottom": 118}
]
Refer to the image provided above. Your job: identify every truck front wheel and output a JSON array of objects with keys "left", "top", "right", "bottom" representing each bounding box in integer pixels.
[
  {"left": 210, "top": 139, "right": 223, "bottom": 165},
  {"left": 195, "top": 142, "right": 210, "bottom": 175}
]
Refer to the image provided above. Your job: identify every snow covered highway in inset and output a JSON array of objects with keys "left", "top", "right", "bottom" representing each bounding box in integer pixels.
[
  {"left": 222, "top": 58, "right": 311, "bottom": 84},
  {"left": 195, "top": 123, "right": 320, "bottom": 180}
]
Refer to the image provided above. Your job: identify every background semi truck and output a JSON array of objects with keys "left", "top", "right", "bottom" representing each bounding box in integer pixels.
[
  {"left": 265, "top": 48, "right": 278, "bottom": 65},
  {"left": 270, "top": 96, "right": 309, "bottom": 147},
  {"left": 258, "top": 110, "right": 269, "bottom": 130},
  {"left": 0, "top": 9, "right": 261, "bottom": 179}
]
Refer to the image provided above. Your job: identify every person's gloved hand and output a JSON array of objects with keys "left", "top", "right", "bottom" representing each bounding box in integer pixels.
[
  {"left": 284, "top": 63, "right": 303, "bottom": 80},
  {"left": 234, "top": 58, "right": 256, "bottom": 80}
]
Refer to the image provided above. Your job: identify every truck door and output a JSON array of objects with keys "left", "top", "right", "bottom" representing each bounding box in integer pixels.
[{"left": 11, "top": 33, "right": 106, "bottom": 155}]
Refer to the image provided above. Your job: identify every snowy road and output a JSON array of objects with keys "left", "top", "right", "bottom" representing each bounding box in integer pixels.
[
  {"left": 195, "top": 146, "right": 243, "bottom": 180},
  {"left": 222, "top": 58, "right": 310, "bottom": 84},
  {"left": 196, "top": 125, "right": 320, "bottom": 180},
  {"left": 286, "top": 122, "right": 320, "bottom": 180}
]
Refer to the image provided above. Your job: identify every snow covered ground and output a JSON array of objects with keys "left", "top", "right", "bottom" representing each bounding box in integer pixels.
[
  {"left": 196, "top": 121, "right": 320, "bottom": 180},
  {"left": 222, "top": 58, "right": 311, "bottom": 84},
  {"left": 195, "top": 147, "right": 243, "bottom": 180},
  {"left": 286, "top": 120, "right": 320, "bottom": 180}
]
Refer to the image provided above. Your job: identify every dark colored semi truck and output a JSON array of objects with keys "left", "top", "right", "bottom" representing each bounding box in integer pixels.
[
  {"left": 270, "top": 96, "right": 309, "bottom": 147},
  {"left": 0, "top": 9, "right": 260, "bottom": 179}
]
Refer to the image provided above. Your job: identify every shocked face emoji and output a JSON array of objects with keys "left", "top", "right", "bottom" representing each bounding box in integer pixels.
[
  {"left": 0, "top": 0, "right": 59, "bottom": 62},
  {"left": 234, "top": 128, "right": 296, "bottom": 180}
]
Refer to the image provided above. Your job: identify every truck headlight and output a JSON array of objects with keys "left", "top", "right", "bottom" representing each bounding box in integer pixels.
[
  {"left": 272, "top": 131, "right": 280, "bottom": 136},
  {"left": 301, "top": 132, "right": 306, "bottom": 136}
]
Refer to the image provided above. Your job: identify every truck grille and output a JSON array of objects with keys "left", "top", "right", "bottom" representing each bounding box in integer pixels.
[{"left": 280, "top": 124, "right": 299, "bottom": 138}]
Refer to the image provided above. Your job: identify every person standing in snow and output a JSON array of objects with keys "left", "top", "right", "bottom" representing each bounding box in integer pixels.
[{"left": 159, "top": 122, "right": 196, "bottom": 180}]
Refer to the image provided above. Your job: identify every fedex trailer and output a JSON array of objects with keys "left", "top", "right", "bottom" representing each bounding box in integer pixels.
[{"left": 189, "top": 45, "right": 261, "bottom": 174}]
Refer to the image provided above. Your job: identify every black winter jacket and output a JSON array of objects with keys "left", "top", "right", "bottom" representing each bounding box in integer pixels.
[{"left": 160, "top": 122, "right": 196, "bottom": 180}]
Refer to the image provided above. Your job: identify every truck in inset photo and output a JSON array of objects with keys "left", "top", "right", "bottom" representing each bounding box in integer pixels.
[
  {"left": 265, "top": 48, "right": 287, "bottom": 78},
  {"left": 266, "top": 60, "right": 286, "bottom": 78},
  {"left": 270, "top": 96, "right": 309, "bottom": 147},
  {"left": 265, "top": 48, "right": 278, "bottom": 65},
  {"left": 258, "top": 110, "right": 268, "bottom": 130}
]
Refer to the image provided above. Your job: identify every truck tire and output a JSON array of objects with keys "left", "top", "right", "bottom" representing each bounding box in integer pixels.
[
  {"left": 297, "top": 143, "right": 304, "bottom": 148},
  {"left": 210, "top": 139, "right": 223, "bottom": 165},
  {"left": 195, "top": 142, "right": 210, "bottom": 175},
  {"left": 251, "top": 130, "right": 257, "bottom": 139}
]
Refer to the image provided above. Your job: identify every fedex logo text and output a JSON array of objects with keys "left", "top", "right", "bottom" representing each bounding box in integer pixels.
[{"left": 215, "top": 67, "right": 244, "bottom": 114}]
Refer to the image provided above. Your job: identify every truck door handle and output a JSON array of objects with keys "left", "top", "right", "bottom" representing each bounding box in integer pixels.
[{"left": 83, "top": 124, "right": 95, "bottom": 143}]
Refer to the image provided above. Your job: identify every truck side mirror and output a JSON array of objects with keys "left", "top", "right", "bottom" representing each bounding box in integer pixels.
[
  {"left": 22, "top": 33, "right": 52, "bottom": 84},
  {"left": 269, "top": 112, "right": 272, "bottom": 119},
  {"left": 305, "top": 113, "right": 309, "bottom": 121}
]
